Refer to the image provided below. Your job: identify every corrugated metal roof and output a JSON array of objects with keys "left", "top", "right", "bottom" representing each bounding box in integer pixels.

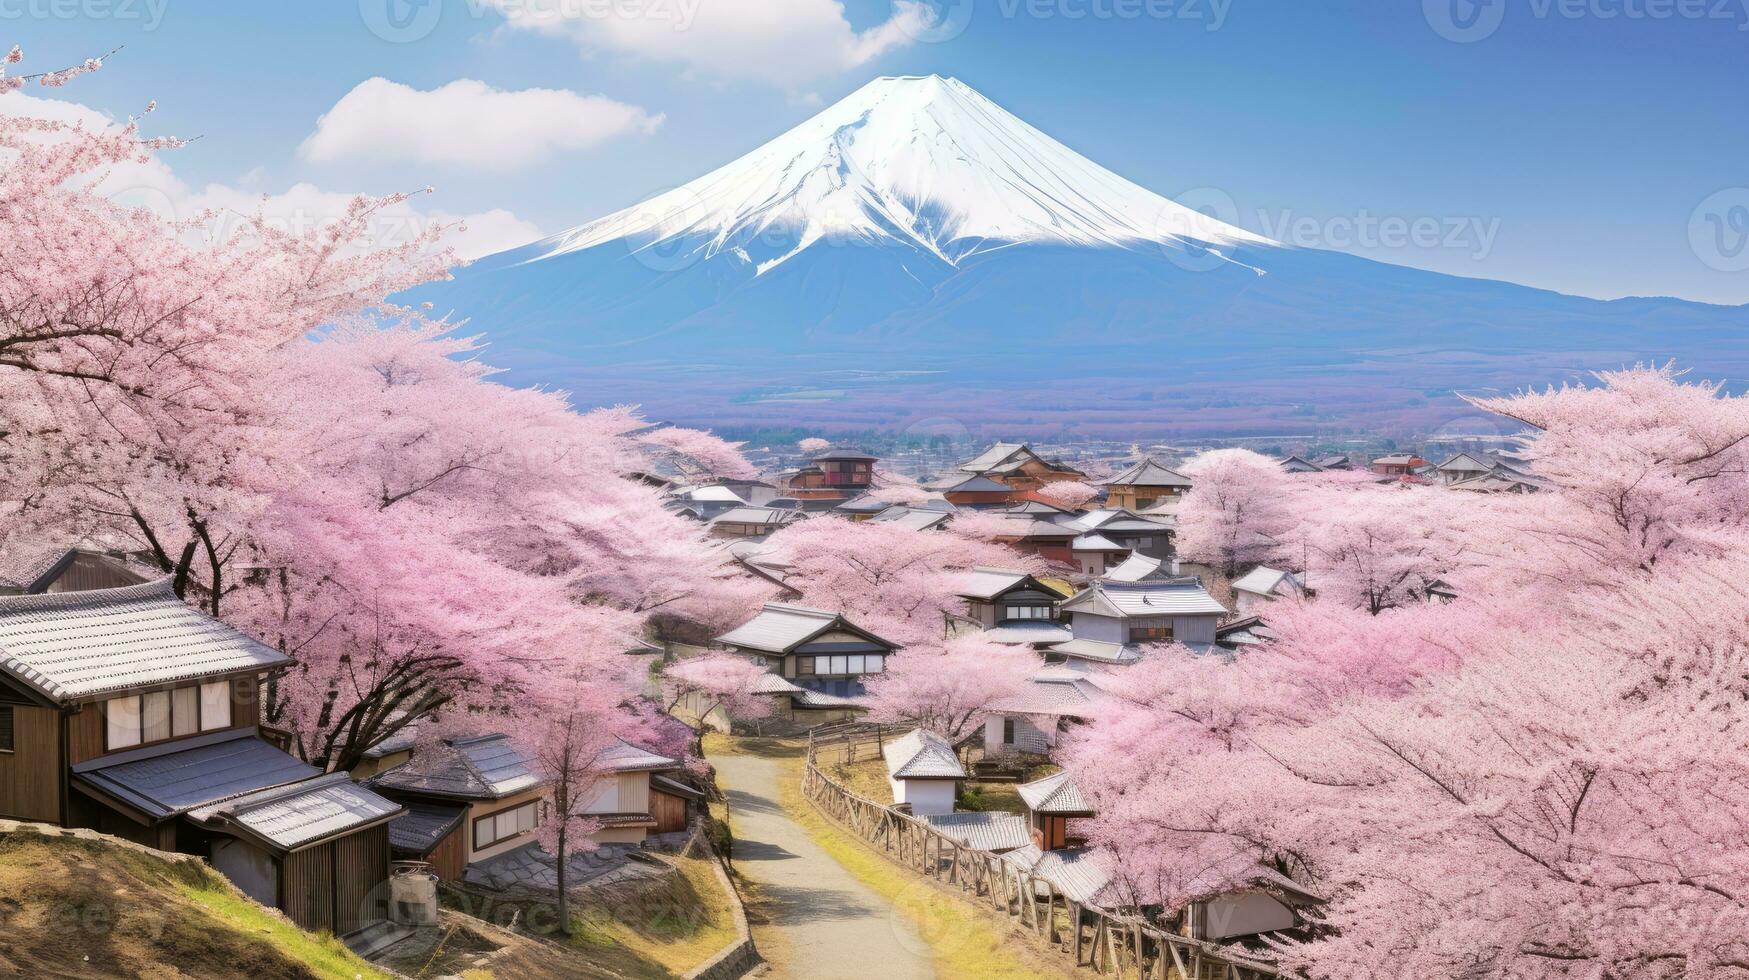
[
  {"left": 76, "top": 731, "right": 321, "bottom": 820},
  {"left": 1102, "top": 458, "right": 1193, "bottom": 488},
  {"left": 386, "top": 801, "right": 467, "bottom": 853},
  {"left": 0, "top": 578, "right": 292, "bottom": 702},
  {"left": 883, "top": 729, "right": 966, "bottom": 779},
  {"left": 923, "top": 811, "right": 1031, "bottom": 852},
  {"left": 191, "top": 772, "right": 402, "bottom": 851},
  {"left": 1017, "top": 771, "right": 1093, "bottom": 815}
]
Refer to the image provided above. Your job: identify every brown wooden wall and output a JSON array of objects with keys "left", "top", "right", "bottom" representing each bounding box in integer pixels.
[
  {"left": 0, "top": 704, "right": 62, "bottom": 822},
  {"left": 333, "top": 826, "right": 389, "bottom": 936},
  {"left": 67, "top": 676, "right": 261, "bottom": 765},
  {"left": 281, "top": 841, "right": 336, "bottom": 934},
  {"left": 426, "top": 825, "right": 466, "bottom": 881},
  {"left": 651, "top": 789, "right": 688, "bottom": 834}
]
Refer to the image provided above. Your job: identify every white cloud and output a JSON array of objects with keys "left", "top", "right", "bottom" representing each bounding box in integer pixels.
[
  {"left": 1, "top": 92, "right": 543, "bottom": 261},
  {"left": 486, "top": 0, "right": 931, "bottom": 86},
  {"left": 300, "top": 78, "right": 663, "bottom": 173}
]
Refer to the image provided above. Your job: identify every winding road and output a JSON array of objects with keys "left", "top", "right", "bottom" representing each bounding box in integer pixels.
[{"left": 711, "top": 751, "right": 936, "bottom": 980}]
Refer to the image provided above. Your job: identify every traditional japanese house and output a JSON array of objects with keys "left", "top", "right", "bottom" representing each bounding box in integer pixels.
[
  {"left": 1278, "top": 455, "right": 1324, "bottom": 474},
  {"left": 584, "top": 739, "right": 696, "bottom": 842},
  {"left": 1370, "top": 453, "right": 1428, "bottom": 477},
  {"left": 940, "top": 474, "right": 1015, "bottom": 507},
  {"left": 1049, "top": 579, "right": 1228, "bottom": 665},
  {"left": 0, "top": 544, "right": 149, "bottom": 596},
  {"left": 833, "top": 493, "right": 893, "bottom": 521},
  {"left": 1100, "top": 457, "right": 1193, "bottom": 511},
  {"left": 981, "top": 670, "right": 1104, "bottom": 755},
  {"left": 776, "top": 447, "right": 878, "bottom": 500},
  {"left": 956, "top": 567, "right": 1071, "bottom": 636},
  {"left": 0, "top": 579, "right": 403, "bottom": 936},
  {"left": 715, "top": 603, "right": 897, "bottom": 704},
  {"left": 1017, "top": 770, "right": 1095, "bottom": 851},
  {"left": 868, "top": 506, "right": 952, "bottom": 531},
  {"left": 368, "top": 734, "right": 548, "bottom": 877},
  {"left": 1229, "top": 566, "right": 1308, "bottom": 615},
  {"left": 708, "top": 505, "right": 804, "bottom": 538},
  {"left": 982, "top": 517, "right": 1078, "bottom": 564},
  {"left": 881, "top": 728, "right": 965, "bottom": 817},
  {"left": 667, "top": 485, "right": 748, "bottom": 521},
  {"left": 1059, "top": 508, "right": 1176, "bottom": 560},
  {"left": 955, "top": 443, "right": 1086, "bottom": 494}
]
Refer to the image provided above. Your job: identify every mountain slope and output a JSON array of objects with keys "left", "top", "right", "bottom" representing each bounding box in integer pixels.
[{"left": 410, "top": 76, "right": 1749, "bottom": 437}]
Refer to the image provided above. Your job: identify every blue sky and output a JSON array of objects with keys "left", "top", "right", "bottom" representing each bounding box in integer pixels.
[{"left": 7, "top": 0, "right": 1747, "bottom": 303}]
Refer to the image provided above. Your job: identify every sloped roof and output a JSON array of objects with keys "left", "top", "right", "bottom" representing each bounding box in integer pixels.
[
  {"left": 985, "top": 518, "right": 1076, "bottom": 541},
  {"left": 190, "top": 771, "right": 402, "bottom": 852},
  {"left": 369, "top": 733, "right": 543, "bottom": 801},
  {"left": 0, "top": 547, "right": 76, "bottom": 593},
  {"left": 1046, "top": 638, "right": 1139, "bottom": 664},
  {"left": 957, "top": 567, "right": 1031, "bottom": 600},
  {"left": 0, "top": 579, "right": 292, "bottom": 703},
  {"left": 835, "top": 494, "right": 892, "bottom": 513},
  {"left": 1231, "top": 567, "right": 1301, "bottom": 597},
  {"left": 959, "top": 443, "right": 1032, "bottom": 473},
  {"left": 1004, "top": 844, "right": 1113, "bottom": 906},
  {"left": 710, "top": 506, "right": 800, "bottom": 527},
  {"left": 944, "top": 474, "right": 1011, "bottom": 493},
  {"left": 813, "top": 446, "right": 877, "bottom": 461},
  {"left": 1005, "top": 500, "right": 1074, "bottom": 516},
  {"left": 1101, "top": 553, "right": 1176, "bottom": 583},
  {"left": 923, "top": 811, "right": 1031, "bottom": 852},
  {"left": 716, "top": 603, "right": 892, "bottom": 655},
  {"left": 988, "top": 678, "right": 1098, "bottom": 716},
  {"left": 1071, "top": 533, "right": 1125, "bottom": 552},
  {"left": 651, "top": 774, "right": 706, "bottom": 801},
  {"left": 1278, "top": 455, "right": 1323, "bottom": 472},
  {"left": 982, "top": 621, "right": 1073, "bottom": 645},
  {"left": 1017, "top": 770, "right": 1094, "bottom": 815},
  {"left": 386, "top": 801, "right": 468, "bottom": 854},
  {"left": 883, "top": 729, "right": 966, "bottom": 780},
  {"left": 1103, "top": 458, "right": 1193, "bottom": 488},
  {"left": 75, "top": 730, "right": 321, "bottom": 821},
  {"left": 1060, "top": 581, "right": 1227, "bottom": 618},
  {"left": 677, "top": 485, "right": 748, "bottom": 504},
  {"left": 790, "top": 687, "right": 864, "bottom": 709},
  {"left": 598, "top": 738, "right": 680, "bottom": 773},
  {"left": 872, "top": 508, "right": 951, "bottom": 531}
]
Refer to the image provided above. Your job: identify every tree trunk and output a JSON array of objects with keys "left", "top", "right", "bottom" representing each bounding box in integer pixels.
[{"left": 556, "top": 823, "right": 571, "bottom": 936}]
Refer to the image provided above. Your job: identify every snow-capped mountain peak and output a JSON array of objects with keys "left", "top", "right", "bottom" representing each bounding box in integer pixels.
[{"left": 532, "top": 74, "right": 1270, "bottom": 272}]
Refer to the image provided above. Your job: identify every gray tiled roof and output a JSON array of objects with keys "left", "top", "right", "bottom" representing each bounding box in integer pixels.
[
  {"left": 1231, "top": 567, "right": 1300, "bottom": 597},
  {"left": 0, "top": 578, "right": 292, "bottom": 702},
  {"left": 883, "top": 729, "right": 966, "bottom": 779},
  {"left": 651, "top": 774, "right": 706, "bottom": 801},
  {"left": 1101, "top": 554, "right": 1177, "bottom": 583},
  {"left": 944, "top": 474, "right": 1011, "bottom": 493},
  {"left": 791, "top": 687, "right": 864, "bottom": 709},
  {"left": 1004, "top": 844, "right": 1113, "bottom": 906},
  {"left": 1102, "top": 458, "right": 1193, "bottom": 488},
  {"left": 709, "top": 506, "right": 800, "bottom": 527},
  {"left": 982, "top": 621, "right": 1072, "bottom": 645},
  {"left": 0, "top": 546, "right": 75, "bottom": 593},
  {"left": 1047, "top": 638, "right": 1140, "bottom": 664},
  {"left": 959, "top": 443, "right": 1031, "bottom": 473},
  {"left": 871, "top": 508, "right": 951, "bottom": 531},
  {"left": 1061, "top": 581, "right": 1227, "bottom": 618},
  {"left": 1071, "top": 533, "right": 1125, "bottom": 552},
  {"left": 369, "top": 733, "right": 543, "bottom": 801},
  {"left": 597, "top": 738, "right": 679, "bottom": 773},
  {"left": 989, "top": 678, "right": 1098, "bottom": 716},
  {"left": 956, "top": 567, "right": 1030, "bottom": 600},
  {"left": 75, "top": 730, "right": 321, "bottom": 820},
  {"left": 190, "top": 771, "right": 402, "bottom": 851},
  {"left": 1017, "top": 771, "right": 1094, "bottom": 815},
  {"left": 716, "top": 603, "right": 893, "bottom": 655},
  {"left": 386, "top": 801, "right": 468, "bottom": 854},
  {"left": 923, "top": 811, "right": 1031, "bottom": 852}
]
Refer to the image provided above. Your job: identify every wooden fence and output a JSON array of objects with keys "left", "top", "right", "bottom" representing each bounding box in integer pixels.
[{"left": 802, "top": 724, "right": 1279, "bottom": 980}]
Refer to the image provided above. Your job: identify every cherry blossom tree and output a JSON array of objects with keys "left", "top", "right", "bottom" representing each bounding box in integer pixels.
[
  {"left": 1175, "top": 449, "right": 1293, "bottom": 577},
  {"left": 862, "top": 634, "right": 1040, "bottom": 742},
  {"left": 797, "top": 437, "right": 831, "bottom": 454},
  {"left": 661, "top": 652, "right": 774, "bottom": 747},
  {"left": 762, "top": 516, "right": 1047, "bottom": 647}
]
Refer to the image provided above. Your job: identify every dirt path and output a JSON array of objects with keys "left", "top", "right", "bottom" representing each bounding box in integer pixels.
[{"left": 712, "top": 752, "right": 936, "bottom": 980}]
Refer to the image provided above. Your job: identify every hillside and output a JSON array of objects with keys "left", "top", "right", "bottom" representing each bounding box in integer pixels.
[{"left": 0, "top": 826, "right": 387, "bottom": 980}]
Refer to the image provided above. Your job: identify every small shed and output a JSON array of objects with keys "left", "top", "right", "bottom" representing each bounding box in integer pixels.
[{"left": 881, "top": 729, "right": 965, "bottom": 817}]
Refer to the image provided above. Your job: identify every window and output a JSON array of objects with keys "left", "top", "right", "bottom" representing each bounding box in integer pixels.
[
  {"left": 199, "top": 680, "right": 232, "bottom": 731},
  {"left": 0, "top": 705, "right": 13, "bottom": 753},
  {"left": 796, "top": 656, "right": 815, "bottom": 676},
  {"left": 172, "top": 687, "right": 199, "bottom": 737},
  {"left": 141, "top": 690, "right": 172, "bottom": 743},
  {"left": 1129, "top": 625, "right": 1175, "bottom": 643},
  {"left": 106, "top": 696, "right": 142, "bottom": 749},
  {"left": 1003, "top": 717, "right": 1015, "bottom": 745},
  {"left": 475, "top": 800, "right": 540, "bottom": 850},
  {"left": 1005, "top": 605, "right": 1054, "bottom": 620}
]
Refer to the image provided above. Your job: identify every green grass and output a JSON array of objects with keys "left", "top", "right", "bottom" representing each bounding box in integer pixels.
[
  {"left": 170, "top": 877, "right": 392, "bottom": 980},
  {"left": 772, "top": 754, "right": 1079, "bottom": 980},
  {"left": 565, "top": 853, "right": 739, "bottom": 977}
]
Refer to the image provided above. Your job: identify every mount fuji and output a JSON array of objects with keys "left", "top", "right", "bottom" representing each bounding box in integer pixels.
[{"left": 409, "top": 75, "right": 1748, "bottom": 438}]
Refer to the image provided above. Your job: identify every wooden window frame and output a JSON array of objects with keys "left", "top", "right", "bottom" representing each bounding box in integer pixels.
[
  {"left": 1129, "top": 625, "right": 1175, "bottom": 643},
  {"left": 0, "top": 704, "right": 13, "bottom": 754},
  {"left": 103, "top": 678, "right": 234, "bottom": 752},
  {"left": 473, "top": 800, "right": 540, "bottom": 851}
]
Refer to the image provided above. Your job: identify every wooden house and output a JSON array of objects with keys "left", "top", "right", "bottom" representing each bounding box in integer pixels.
[
  {"left": 1059, "top": 509, "right": 1176, "bottom": 561},
  {"left": 1100, "top": 458, "right": 1193, "bottom": 511},
  {"left": 0, "top": 579, "right": 403, "bottom": 937},
  {"left": 0, "top": 544, "right": 150, "bottom": 596},
  {"left": 583, "top": 739, "right": 697, "bottom": 843},
  {"left": 955, "top": 444, "right": 1086, "bottom": 495},
  {"left": 1370, "top": 453, "right": 1427, "bottom": 477},
  {"left": 940, "top": 474, "right": 1015, "bottom": 507},
  {"left": 1016, "top": 770, "right": 1094, "bottom": 851},
  {"left": 367, "top": 733, "right": 549, "bottom": 878},
  {"left": 777, "top": 447, "right": 878, "bottom": 500},
  {"left": 707, "top": 505, "right": 803, "bottom": 538},
  {"left": 1277, "top": 455, "right": 1324, "bottom": 474},
  {"left": 1049, "top": 579, "right": 1227, "bottom": 665},
  {"left": 981, "top": 670, "right": 1103, "bottom": 755},
  {"left": 716, "top": 603, "right": 896, "bottom": 709},
  {"left": 881, "top": 728, "right": 965, "bottom": 817},
  {"left": 955, "top": 567, "right": 1071, "bottom": 647}
]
